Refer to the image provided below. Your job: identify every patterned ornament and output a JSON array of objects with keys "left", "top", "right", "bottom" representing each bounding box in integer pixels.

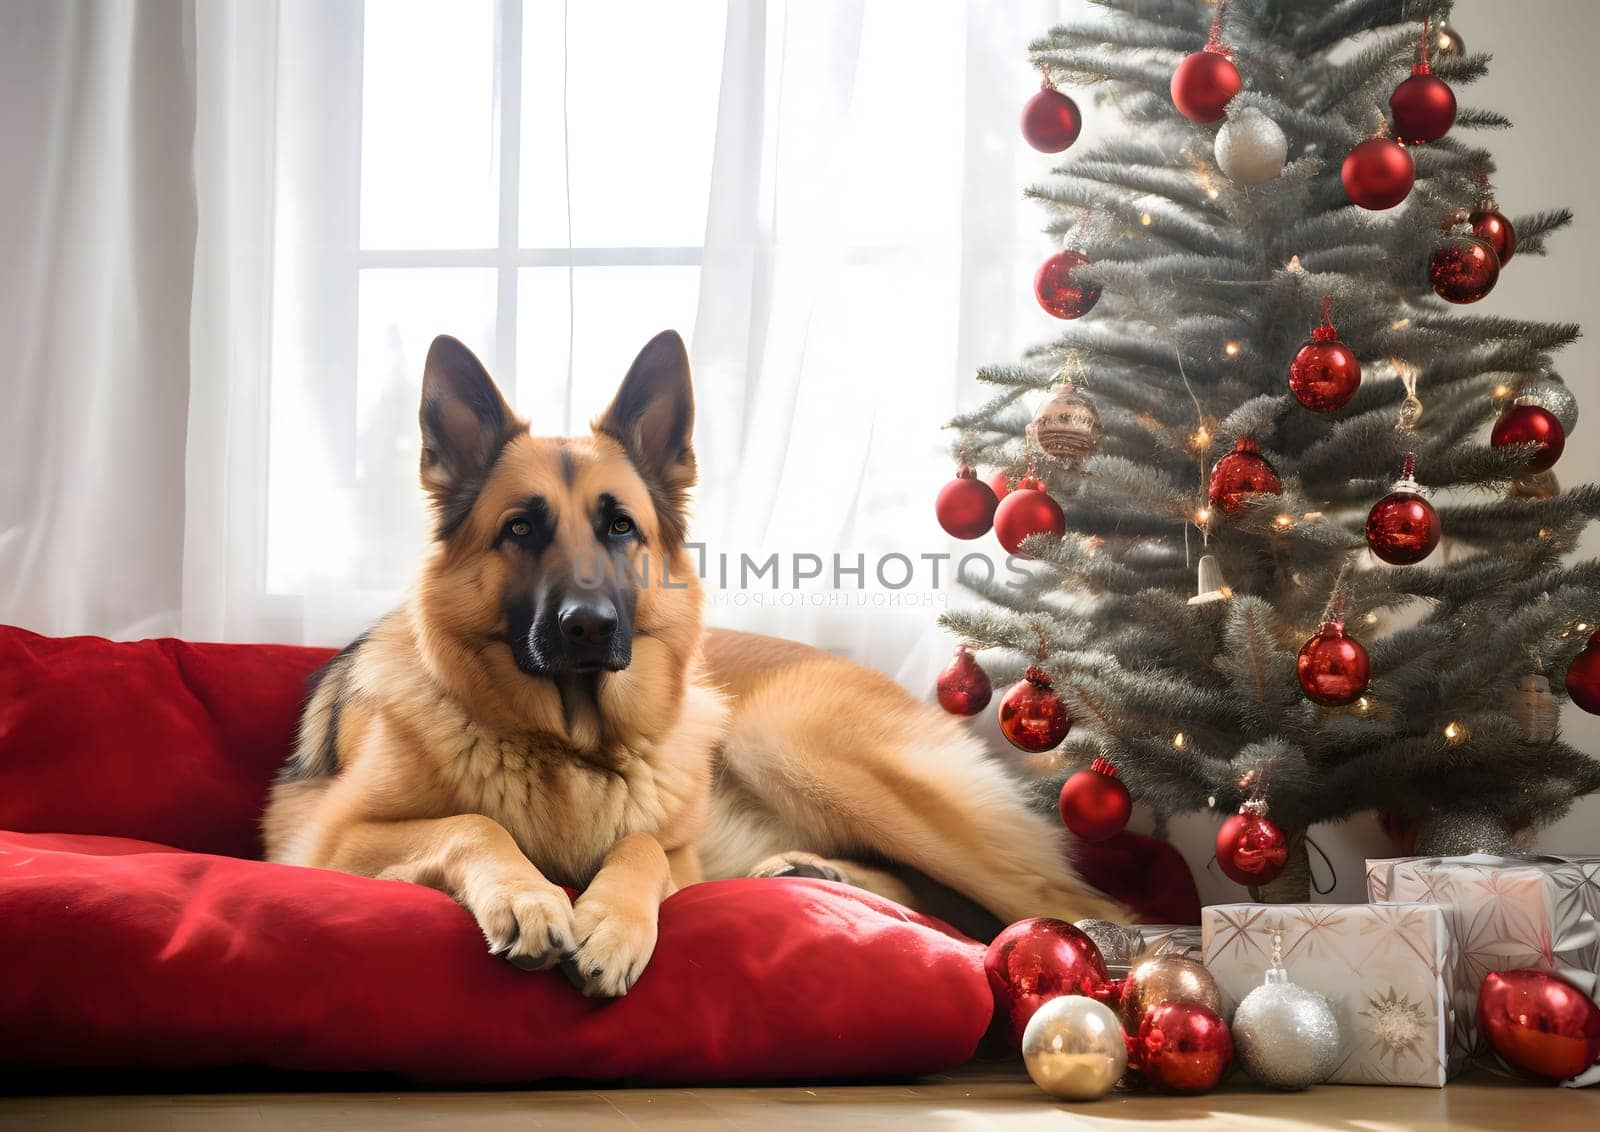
[
  {"left": 1470, "top": 200, "right": 1516, "bottom": 266},
  {"left": 1121, "top": 955, "right": 1222, "bottom": 1034},
  {"left": 1021, "top": 77, "right": 1083, "bottom": 153},
  {"left": 1171, "top": 8, "right": 1240, "bottom": 124},
  {"left": 1074, "top": 919, "right": 1140, "bottom": 972},
  {"left": 1342, "top": 136, "right": 1414, "bottom": 211},
  {"left": 1511, "top": 372, "right": 1578, "bottom": 433},
  {"left": 1430, "top": 230, "right": 1499, "bottom": 304},
  {"left": 1035, "top": 250, "right": 1101, "bottom": 320},
  {"left": 1416, "top": 810, "right": 1513, "bottom": 857},
  {"left": 1214, "top": 801, "right": 1290, "bottom": 887},
  {"left": 1059, "top": 756, "right": 1132, "bottom": 842},
  {"left": 1288, "top": 297, "right": 1361, "bottom": 412},
  {"left": 1478, "top": 969, "right": 1600, "bottom": 1081},
  {"left": 935, "top": 645, "right": 992, "bottom": 716},
  {"left": 1365, "top": 453, "right": 1440, "bottom": 565},
  {"left": 1361, "top": 986, "right": 1431, "bottom": 1065},
  {"left": 1208, "top": 437, "right": 1282, "bottom": 515},
  {"left": 1021, "top": 995, "right": 1129, "bottom": 1101},
  {"left": 1215, "top": 107, "right": 1287, "bottom": 184},
  {"left": 994, "top": 475, "right": 1067, "bottom": 555},
  {"left": 1297, "top": 619, "right": 1370, "bottom": 706},
  {"left": 1232, "top": 931, "right": 1340, "bottom": 1090},
  {"left": 1029, "top": 384, "right": 1103, "bottom": 463},
  {"left": 1133, "top": 1002, "right": 1234, "bottom": 1094},
  {"left": 1509, "top": 674, "right": 1559, "bottom": 743},
  {"left": 998, "top": 665, "right": 1072, "bottom": 753},
  {"left": 1491, "top": 400, "right": 1565, "bottom": 473},
  {"left": 935, "top": 464, "right": 999, "bottom": 539},
  {"left": 1567, "top": 630, "right": 1600, "bottom": 715},
  {"left": 984, "top": 918, "right": 1112, "bottom": 1049}
]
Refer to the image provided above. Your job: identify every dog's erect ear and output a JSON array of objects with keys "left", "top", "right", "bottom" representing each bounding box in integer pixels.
[
  {"left": 419, "top": 335, "right": 520, "bottom": 536},
  {"left": 596, "top": 330, "right": 696, "bottom": 544}
]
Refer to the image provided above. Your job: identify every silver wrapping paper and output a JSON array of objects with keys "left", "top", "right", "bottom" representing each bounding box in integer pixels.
[{"left": 1365, "top": 853, "right": 1600, "bottom": 1088}]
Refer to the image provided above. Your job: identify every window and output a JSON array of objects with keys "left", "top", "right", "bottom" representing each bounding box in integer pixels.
[{"left": 269, "top": 0, "right": 725, "bottom": 603}]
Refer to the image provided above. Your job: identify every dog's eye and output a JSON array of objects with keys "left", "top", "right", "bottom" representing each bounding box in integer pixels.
[
  {"left": 609, "top": 516, "right": 634, "bottom": 537},
  {"left": 504, "top": 518, "right": 533, "bottom": 540}
]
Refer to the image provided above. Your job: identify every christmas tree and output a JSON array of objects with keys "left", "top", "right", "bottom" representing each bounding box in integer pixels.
[{"left": 937, "top": 0, "right": 1600, "bottom": 899}]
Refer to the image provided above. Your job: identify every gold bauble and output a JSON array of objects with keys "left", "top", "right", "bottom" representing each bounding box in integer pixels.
[
  {"left": 1029, "top": 385, "right": 1103, "bottom": 463},
  {"left": 1021, "top": 995, "right": 1128, "bottom": 1101},
  {"left": 1120, "top": 955, "right": 1222, "bottom": 1033},
  {"left": 1510, "top": 470, "right": 1560, "bottom": 500}
]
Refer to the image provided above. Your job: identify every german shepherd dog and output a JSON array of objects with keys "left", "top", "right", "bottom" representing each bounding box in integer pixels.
[{"left": 263, "top": 331, "right": 1121, "bottom": 997}]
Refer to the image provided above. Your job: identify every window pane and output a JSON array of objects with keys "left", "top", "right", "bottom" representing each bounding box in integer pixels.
[
  {"left": 268, "top": 268, "right": 496, "bottom": 595},
  {"left": 515, "top": 266, "right": 700, "bottom": 432},
  {"left": 361, "top": 0, "right": 499, "bottom": 249},
  {"left": 521, "top": 1, "right": 725, "bottom": 248}
]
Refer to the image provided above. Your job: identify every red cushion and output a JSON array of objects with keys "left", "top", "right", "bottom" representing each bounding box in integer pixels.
[
  {"left": 0, "top": 626, "right": 334, "bottom": 858},
  {"left": 1076, "top": 831, "right": 1202, "bottom": 926},
  {"left": 0, "top": 831, "right": 990, "bottom": 1082}
]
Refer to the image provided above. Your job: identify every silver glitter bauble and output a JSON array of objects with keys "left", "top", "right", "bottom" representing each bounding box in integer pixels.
[
  {"left": 1513, "top": 372, "right": 1579, "bottom": 433},
  {"left": 1215, "top": 108, "right": 1288, "bottom": 185},
  {"left": 1074, "top": 919, "right": 1139, "bottom": 972},
  {"left": 1417, "top": 809, "right": 1513, "bottom": 857},
  {"left": 1021, "top": 995, "right": 1128, "bottom": 1101},
  {"left": 1233, "top": 973, "right": 1341, "bottom": 1090}
]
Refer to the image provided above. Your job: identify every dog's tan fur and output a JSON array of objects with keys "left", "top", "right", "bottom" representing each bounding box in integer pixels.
[{"left": 263, "top": 331, "right": 1121, "bottom": 997}]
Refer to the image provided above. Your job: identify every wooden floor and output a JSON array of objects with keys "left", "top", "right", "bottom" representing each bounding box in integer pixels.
[{"left": 3, "top": 1065, "right": 1598, "bottom": 1131}]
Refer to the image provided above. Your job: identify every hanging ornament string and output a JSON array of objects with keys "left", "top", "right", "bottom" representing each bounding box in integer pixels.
[
  {"left": 1320, "top": 559, "right": 1353, "bottom": 625},
  {"left": 1397, "top": 361, "right": 1424, "bottom": 435},
  {"left": 1176, "top": 346, "right": 1211, "bottom": 560}
]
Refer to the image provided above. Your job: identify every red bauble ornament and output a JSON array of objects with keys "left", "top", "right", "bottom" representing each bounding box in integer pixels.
[
  {"left": 1389, "top": 65, "right": 1456, "bottom": 144},
  {"left": 1059, "top": 756, "right": 1132, "bottom": 842},
  {"left": 1565, "top": 631, "right": 1600, "bottom": 715},
  {"left": 999, "top": 665, "right": 1072, "bottom": 753},
  {"left": 984, "top": 917, "right": 1111, "bottom": 1049},
  {"left": 1207, "top": 437, "right": 1282, "bottom": 515},
  {"left": 1471, "top": 203, "right": 1517, "bottom": 266},
  {"left": 1342, "top": 137, "right": 1414, "bottom": 211},
  {"left": 1021, "top": 81, "right": 1083, "bottom": 153},
  {"left": 1171, "top": 48, "right": 1240, "bottom": 124},
  {"left": 1133, "top": 1002, "right": 1234, "bottom": 1094},
  {"left": 1430, "top": 233, "right": 1499, "bottom": 304},
  {"left": 1034, "top": 250, "right": 1101, "bottom": 320},
  {"left": 936, "top": 645, "right": 992, "bottom": 717},
  {"left": 1288, "top": 297, "right": 1361, "bottom": 412},
  {"left": 1215, "top": 803, "right": 1290, "bottom": 887},
  {"left": 936, "top": 464, "right": 999, "bottom": 539},
  {"left": 994, "top": 475, "right": 1066, "bottom": 555},
  {"left": 989, "top": 470, "right": 1011, "bottom": 500},
  {"left": 1366, "top": 453, "right": 1441, "bottom": 565},
  {"left": 1491, "top": 401, "right": 1565, "bottom": 473},
  {"left": 1297, "top": 619, "right": 1370, "bottom": 706},
  {"left": 1477, "top": 969, "right": 1600, "bottom": 1081}
]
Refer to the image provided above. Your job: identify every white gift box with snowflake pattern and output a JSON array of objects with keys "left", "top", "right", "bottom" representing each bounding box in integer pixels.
[
  {"left": 1366, "top": 854, "right": 1600, "bottom": 1088},
  {"left": 1202, "top": 902, "right": 1456, "bottom": 1087}
]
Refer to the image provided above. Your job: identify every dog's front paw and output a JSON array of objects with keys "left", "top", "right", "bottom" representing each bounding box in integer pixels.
[
  {"left": 467, "top": 873, "right": 576, "bottom": 972},
  {"left": 565, "top": 896, "right": 658, "bottom": 998}
]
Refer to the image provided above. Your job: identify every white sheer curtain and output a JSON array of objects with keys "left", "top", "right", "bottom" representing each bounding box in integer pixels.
[
  {"left": 0, "top": 0, "right": 194, "bottom": 640},
  {"left": 3, "top": 0, "right": 1088, "bottom": 695}
]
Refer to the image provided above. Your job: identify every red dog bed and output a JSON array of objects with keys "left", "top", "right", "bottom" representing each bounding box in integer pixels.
[{"left": 0, "top": 627, "right": 1196, "bottom": 1083}]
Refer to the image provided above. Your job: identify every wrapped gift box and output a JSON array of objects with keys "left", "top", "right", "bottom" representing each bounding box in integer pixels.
[
  {"left": 1365, "top": 854, "right": 1600, "bottom": 1087},
  {"left": 1203, "top": 902, "right": 1456, "bottom": 1087}
]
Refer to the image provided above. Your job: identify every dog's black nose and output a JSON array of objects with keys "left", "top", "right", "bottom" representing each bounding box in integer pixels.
[{"left": 558, "top": 599, "right": 617, "bottom": 648}]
